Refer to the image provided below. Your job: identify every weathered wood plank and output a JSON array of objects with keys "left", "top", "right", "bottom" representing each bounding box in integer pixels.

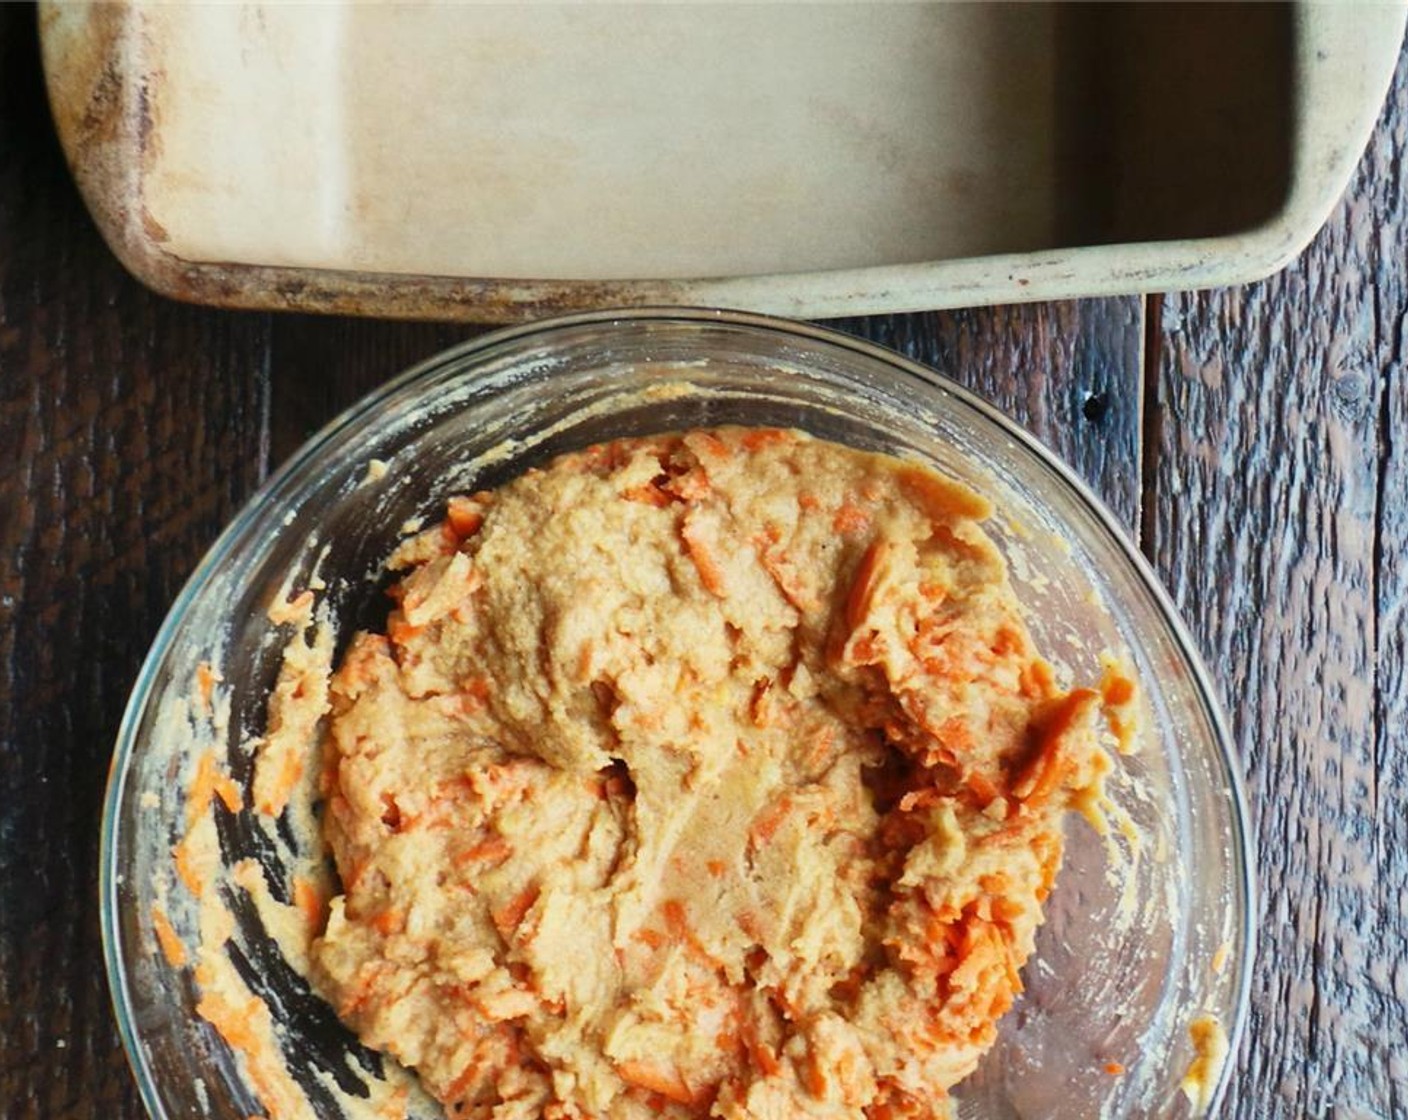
[
  {"left": 0, "top": 7, "right": 271, "bottom": 1117},
  {"left": 1368, "top": 45, "right": 1408, "bottom": 1120},
  {"left": 828, "top": 299, "right": 1146, "bottom": 535},
  {"left": 269, "top": 318, "right": 488, "bottom": 468},
  {"left": 1147, "top": 43, "right": 1408, "bottom": 1120}
]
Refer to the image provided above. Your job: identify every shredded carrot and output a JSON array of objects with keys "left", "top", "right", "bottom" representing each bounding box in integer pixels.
[
  {"left": 990, "top": 625, "right": 1024, "bottom": 657},
  {"left": 749, "top": 797, "right": 793, "bottom": 848},
  {"left": 214, "top": 775, "right": 243, "bottom": 813},
  {"left": 748, "top": 680, "right": 774, "bottom": 728},
  {"left": 845, "top": 537, "right": 891, "bottom": 634},
  {"left": 963, "top": 770, "right": 1001, "bottom": 807},
  {"left": 832, "top": 502, "right": 871, "bottom": 535},
  {"left": 343, "top": 632, "right": 390, "bottom": 680},
  {"left": 1101, "top": 673, "right": 1135, "bottom": 706},
  {"left": 1020, "top": 657, "right": 1057, "bottom": 699},
  {"left": 661, "top": 899, "right": 689, "bottom": 937},
  {"left": 387, "top": 614, "right": 424, "bottom": 645},
  {"left": 293, "top": 877, "right": 324, "bottom": 932},
  {"left": 446, "top": 495, "right": 486, "bottom": 539},
  {"left": 151, "top": 905, "right": 187, "bottom": 968},
  {"left": 802, "top": 726, "right": 836, "bottom": 772},
  {"left": 615, "top": 1059, "right": 697, "bottom": 1105},
  {"left": 1099, "top": 661, "right": 1140, "bottom": 752},
  {"left": 758, "top": 546, "right": 815, "bottom": 612},
  {"left": 751, "top": 1040, "right": 781, "bottom": 1077},
  {"left": 1011, "top": 690, "right": 1099, "bottom": 805},
  {"left": 739, "top": 427, "right": 791, "bottom": 451},
  {"left": 686, "top": 430, "right": 732, "bottom": 461},
  {"left": 195, "top": 661, "right": 220, "bottom": 712},
  {"left": 802, "top": 1048, "right": 829, "bottom": 1098},
  {"left": 1105, "top": 1061, "right": 1126, "bottom": 1076},
  {"left": 372, "top": 907, "right": 405, "bottom": 937},
  {"left": 462, "top": 676, "right": 493, "bottom": 705},
  {"left": 680, "top": 515, "right": 726, "bottom": 596},
  {"left": 491, "top": 884, "right": 540, "bottom": 939},
  {"left": 173, "top": 835, "right": 204, "bottom": 898},
  {"left": 185, "top": 756, "right": 216, "bottom": 825},
  {"left": 667, "top": 468, "right": 712, "bottom": 503},
  {"left": 917, "top": 578, "right": 948, "bottom": 601},
  {"left": 442, "top": 1058, "right": 486, "bottom": 1106},
  {"left": 622, "top": 482, "right": 673, "bottom": 508},
  {"left": 339, "top": 964, "right": 385, "bottom": 1018},
  {"left": 186, "top": 750, "right": 236, "bottom": 826},
  {"left": 195, "top": 977, "right": 265, "bottom": 1056},
  {"left": 934, "top": 716, "right": 975, "bottom": 756},
  {"left": 634, "top": 927, "right": 666, "bottom": 950},
  {"left": 455, "top": 836, "right": 512, "bottom": 867},
  {"left": 898, "top": 788, "right": 940, "bottom": 814},
  {"left": 895, "top": 464, "right": 991, "bottom": 522}
]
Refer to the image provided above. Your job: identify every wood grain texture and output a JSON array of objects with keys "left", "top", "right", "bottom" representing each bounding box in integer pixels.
[
  {"left": 268, "top": 317, "right": 487, "bottom": 468},
  {"left": 11, "top": 0, "right": 1406, "bottom": 1115},
  {"left": 0, "top": 7, "right": 270, "bottom": 1117},
  {"left": 1148, "top": 42, "right": 1408, "bottom": 1120},
  {"left": 827, "top": 300, "right": 1146, "bottom": 534}
]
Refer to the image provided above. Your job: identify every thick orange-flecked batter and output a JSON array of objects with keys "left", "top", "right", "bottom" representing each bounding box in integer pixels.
[{"left": 310, "top": 427, "right": 1117, "bottom": 1120}]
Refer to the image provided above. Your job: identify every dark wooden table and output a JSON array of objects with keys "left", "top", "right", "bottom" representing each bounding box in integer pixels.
[{"left": 3, "top": 6, "right": 1405, "bottom": 1117}]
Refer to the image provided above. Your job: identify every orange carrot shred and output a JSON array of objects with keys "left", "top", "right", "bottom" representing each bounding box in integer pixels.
[
  {"left": 387, "top": 614, "right": 424, "bottom": 645},
  {"left": 186, "top": 750, "right": 221, "bottom": 826},
  {"left": 1102, "top": 673, "right": 1135, "bottom": 706},
  {"left": 634, "top": 927, "right": 666, "bottom": 950},
  {"left": 832, "top": 502, "right": 870, "bottom": 535},
  {"left": 615, "top": 1059, "right": 697, "bottom": 1105},
  {"left": 455, "top": 836, "right": 513, "bottom": 866},
  {"left": 845, "top": 538, "right": 891, "bottom": 634},
  {"left": 151, "top": 905, "right": 187, "bottom": 968},
  {"left": 622, "top": 483, "right": 673, "bottom": 508},
  {"left": 491, "top": 884, "right": 540, "bottom": 939},
  {"left": 173, "top": 836, "right": 204, "bottom": 898},
  {"left": 749, "top": 797, "right": 793, "bottom": 848},
  {"left": 293, "top": 877, "right": 324, "bottom": 931},
  {"left": 1012, "top": 690, "right": 1099, "bottom": 804},
  {"left": 681, "top": 516, "right": 726, "bottom": 596},
  {"left": 195, "top": 662, "right": 219, "bottom": 712},
  {"left": 895, "top": 464, "right": 990, "bottom": 522},
  {"left": 446, "top": 496, "right": 485, "bottom": 539},
  {"left": 740, "top": 427, "right": 791, "bottom": 451}
]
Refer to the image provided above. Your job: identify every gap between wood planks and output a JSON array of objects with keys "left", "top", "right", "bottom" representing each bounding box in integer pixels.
[{"left": 1139, "top": 291, "right": 1162, "bottom": 559}]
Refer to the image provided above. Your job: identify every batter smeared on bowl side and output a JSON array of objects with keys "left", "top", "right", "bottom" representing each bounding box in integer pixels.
[{"left": 309, "top": 427, "right": 1125, "bottom": 1120}]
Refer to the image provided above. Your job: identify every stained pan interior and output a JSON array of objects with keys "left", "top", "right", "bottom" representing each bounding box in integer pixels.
[{"left": 133, "top": 3, "right": 1294, "bottom": 283}]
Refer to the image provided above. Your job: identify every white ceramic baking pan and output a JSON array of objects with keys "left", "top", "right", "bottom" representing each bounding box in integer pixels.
[{"left": 40, "top": 2, "right": 1406, "bottom": 322}]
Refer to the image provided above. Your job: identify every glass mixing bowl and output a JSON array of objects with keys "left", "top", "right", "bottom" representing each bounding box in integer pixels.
[{"left": 103, "top": 309, "right": 1253, "bottom": 1119}]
